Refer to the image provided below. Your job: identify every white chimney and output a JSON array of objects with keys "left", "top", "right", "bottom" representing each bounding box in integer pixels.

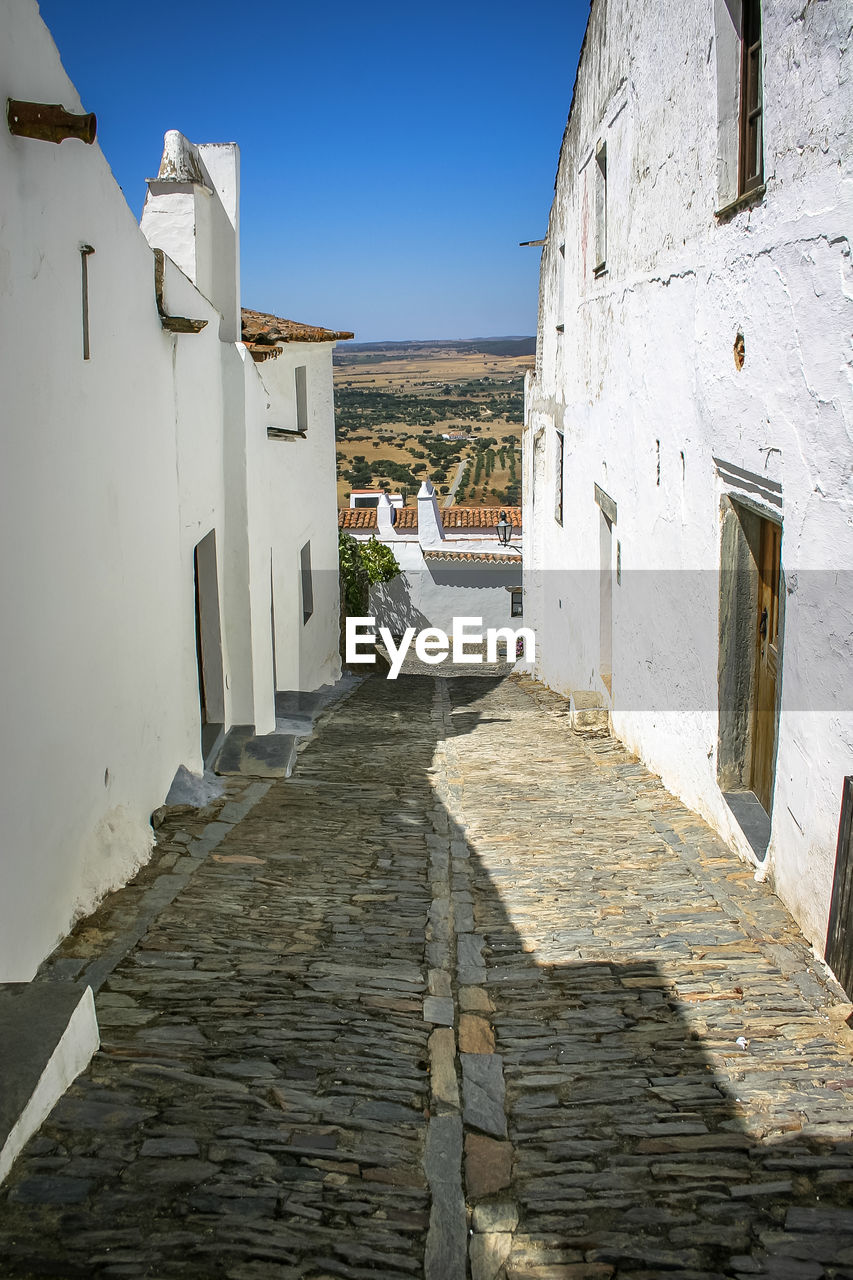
[
  {"left": 417, "top": 480, "right": 445, "bottom": 547},
  {"left": 376, "top": 492, "right": 397, "bottom": 539}
]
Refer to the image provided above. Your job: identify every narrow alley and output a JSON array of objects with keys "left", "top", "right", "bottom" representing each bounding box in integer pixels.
[{"left": 1, "top": 672, "right": 852, "bottom": 1280}]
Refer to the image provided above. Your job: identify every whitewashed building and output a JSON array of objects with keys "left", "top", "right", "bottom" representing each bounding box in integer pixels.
[
  {"left": 0, "top": 0, "right": 349, "bottom": 986},
  {"left": 341, "top": 485, "right": 523, "bottom": 636},
  {"left": 523, "top": 0, "right": 853, "bottom": 960}
]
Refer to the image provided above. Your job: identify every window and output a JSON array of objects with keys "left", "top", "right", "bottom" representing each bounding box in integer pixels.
[
  {"left": 593, "top": 142, "right": 607, "bottom": 275},
  {"left": 554, "top": 430, "right": 564, "bottom": 525},
  {"left": 300, "top": 541, "right": 314, "bottom": 624},
  {"left": 715, "top": 0, "right": 764, "bottom": 209},
  {"left": 510, "top": 588, "right": 523, "bottom": 618},
  {"left": 739, "top": 0, "right": 763, "bottom": 196},
  {"left": 295, "top": 365, "right": 308, "bottom": 433}
]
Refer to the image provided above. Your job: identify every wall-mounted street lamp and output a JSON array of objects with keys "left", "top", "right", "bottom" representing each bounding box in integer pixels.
[{"left": 496, "top": 511, "right": 512, "bottom": 546}]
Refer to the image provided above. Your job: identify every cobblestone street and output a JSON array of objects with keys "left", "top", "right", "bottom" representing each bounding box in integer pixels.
[{"left": 2, "top": 673, "right": 853, "bottom": 1279}]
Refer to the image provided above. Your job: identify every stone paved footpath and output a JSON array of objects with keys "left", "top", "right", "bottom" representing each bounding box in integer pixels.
[{"left": 2, "top": 674, "right": 853, "bottom": 1280}]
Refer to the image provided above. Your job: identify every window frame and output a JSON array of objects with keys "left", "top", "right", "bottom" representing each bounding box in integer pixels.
[
  {"left": 554, "top": 429, "right": 565, "bottom": 526},
  {"left": 738, "top": 0, "right": 764, "bottom": 197}
]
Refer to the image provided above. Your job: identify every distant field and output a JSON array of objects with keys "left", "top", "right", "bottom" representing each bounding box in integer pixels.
[{"left": 333, "top": 338, "right": 534, "bottom": 507}]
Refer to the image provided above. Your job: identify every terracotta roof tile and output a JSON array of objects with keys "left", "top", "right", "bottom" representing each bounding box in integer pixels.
[
  {"left": 242, "top": 308, "right": 354, "bottom": 361},
  {"left": 422, "top": 550, "right": 523, "bottom": 564},
  {"left": 337, "top": 506, "right": 521, "bottom": 531},
  {"left": 339, "top": 508, "right": 417, "bottom": 530},
  {"left": 339, "top": 508, "right": 376, "bottom": 529},
  {"left": 441, "top": 507, "right": 521, "bottom": 529},
  {"left": 390, "top": 508, "right": 417, "bottom": 528}
]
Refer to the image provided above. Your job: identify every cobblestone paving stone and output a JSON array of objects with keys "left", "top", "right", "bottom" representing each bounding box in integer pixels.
[
  {"left": 1, "top": 672, "right": 853, "bottom": 1280},
  {"left": 440, "top": 675, "right": 853, "bottom": 1280},
  {"left": 0, "top": 678, "right": 438, "bottom": 1279}
]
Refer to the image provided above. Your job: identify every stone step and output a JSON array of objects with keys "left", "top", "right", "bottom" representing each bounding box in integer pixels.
[{"left": 569, "top": 690, "right": 610, "bottom": 734}]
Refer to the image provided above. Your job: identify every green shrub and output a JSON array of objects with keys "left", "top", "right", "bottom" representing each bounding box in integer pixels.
[
  {"left": 360, "top": 536, "right": 402, "bottom": 586},
  {"left": 339, "top": 531, "right": 401, "bottom": 618}
]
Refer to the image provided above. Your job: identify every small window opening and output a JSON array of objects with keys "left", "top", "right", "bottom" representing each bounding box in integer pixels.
[
  {"left": 295, "top": 365, "right": 308, "bottom": 433},
  {"left": 554, "top": 430, "right": 564, "bottom": 526},
  {"left": 594, "top": 142, "right": 607, "bottom": 275},
  {"left": 510, "top": 588, "right": 523, "bottom": 618},
  {"left": 300, "top": 541, "right": 314, "bottom": 625},
  {"left": 656, "top": 439, "right": 661, "bottom": 486}
]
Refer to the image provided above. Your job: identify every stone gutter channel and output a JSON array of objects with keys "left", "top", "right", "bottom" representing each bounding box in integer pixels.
[{"left": 423, "top": 678, "right": 515, "bottom": 1280}]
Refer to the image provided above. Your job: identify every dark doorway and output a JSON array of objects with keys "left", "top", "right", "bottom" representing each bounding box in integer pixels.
[{"left": 193, "top": 530, "right": 225, "bottom": 764}]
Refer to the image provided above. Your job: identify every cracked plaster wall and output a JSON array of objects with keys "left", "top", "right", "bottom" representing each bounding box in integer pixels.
[{"left": 524, "top": 0, "right": 853, "bottom": 951}]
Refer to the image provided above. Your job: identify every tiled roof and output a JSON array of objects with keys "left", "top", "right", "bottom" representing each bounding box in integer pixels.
[
  {"left": 423, "top": 550, "right": 523, "bottom": 564},
  {"left": 339, "top": 508, "right": 418, "bottom": 530},
  {"left": 441, "top": 507, "right": 521, "bottom": 529},
  {"left": 241, "top": 309, "right": 354, "bottom": 362},
  {"left": 337, "top": 506, "right": 521, "bottom": 531}
]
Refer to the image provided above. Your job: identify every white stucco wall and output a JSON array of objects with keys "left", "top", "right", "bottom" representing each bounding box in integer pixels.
[
  {"left": 0, "top": 0, "right": 340, "bottom": 980},
  {"left": 1, "top": 1, "right": 199, "bottom": 981},
  {"left": 256, "top": 344, "right": 343, "bottom": 694},
  {"left": 524, "top": 0, "right": 853, "bottom": 951},
  {"left": 366, "top": 537, "right": 523, "bottom": 637}
]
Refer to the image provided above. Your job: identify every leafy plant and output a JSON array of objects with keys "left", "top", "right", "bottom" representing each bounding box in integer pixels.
[
  {"left": 339, "top": 530, "right": 369, "bottom": 616},
  {"left": 360, "top": 536, "right": 401, "bottom": 586},
  {"left": 339, "top": 531, "right": 401, "bottom": 617}
]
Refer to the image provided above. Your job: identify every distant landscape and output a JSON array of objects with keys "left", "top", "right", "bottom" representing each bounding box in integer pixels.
[{"left": 333, "top": 337, "right": 535, "bottom": 508}]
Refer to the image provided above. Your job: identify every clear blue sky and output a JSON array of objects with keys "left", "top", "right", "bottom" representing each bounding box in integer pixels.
[{"left": 38, "top": 0, "right": 589, "bottom": 342}]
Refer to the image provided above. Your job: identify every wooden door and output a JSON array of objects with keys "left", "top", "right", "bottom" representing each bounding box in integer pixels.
[
  {"left": 750, "top": 518, "right": 781, "bottom": 811},
  {"left": 826, "top": 778, "right": 853, "bottom": 996}
]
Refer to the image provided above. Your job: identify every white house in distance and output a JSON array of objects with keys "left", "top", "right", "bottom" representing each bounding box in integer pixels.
[
  {"left": 0, "top": 0, "right": 349, "bottom": 989},
  {"left": 523, "top": 0, "right": 853, "bottom": 969},
  {"left": 349, "top": 489, "right": 404, "bottom": 509},
  {"left": 340, "top": 483, "right": 523, "bottom": 636}
]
